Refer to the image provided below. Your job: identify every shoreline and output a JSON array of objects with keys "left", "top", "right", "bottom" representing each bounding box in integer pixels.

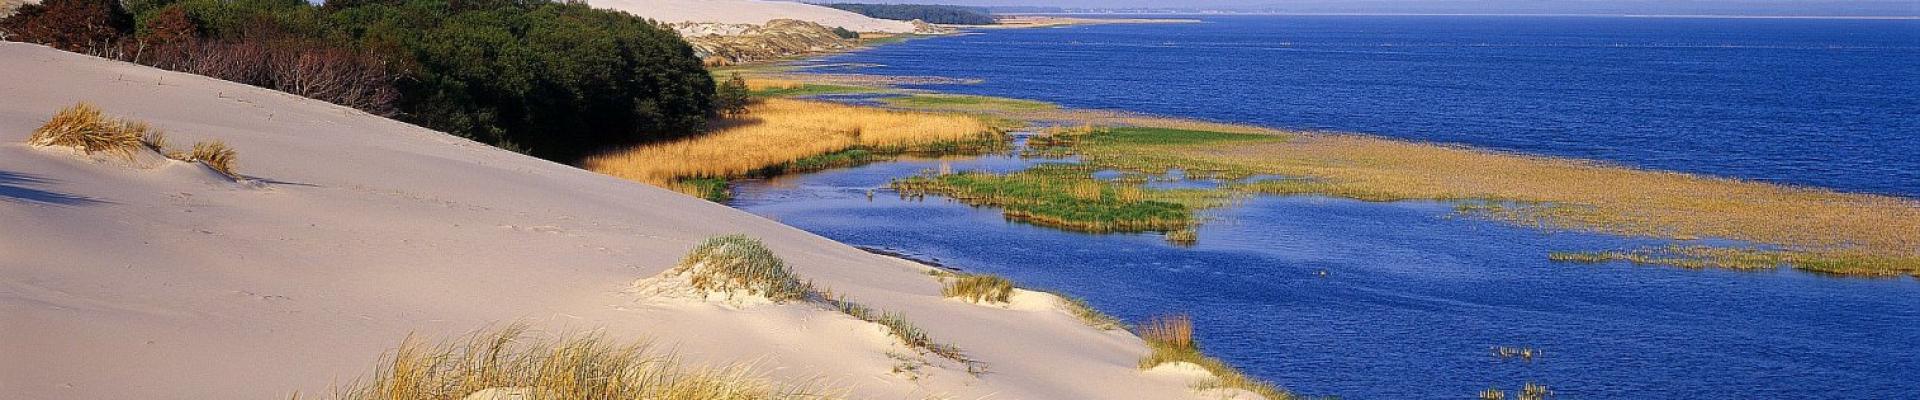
[{"left": 693, "top": 27, "right": 1919, "bottom": 276}]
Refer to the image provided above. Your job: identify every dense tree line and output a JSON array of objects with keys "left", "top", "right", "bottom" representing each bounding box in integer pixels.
[
  {"left": 2, "top": 0, "right": 715, "bottom": 161},
  {"left": 824, "top": 3, "right": 995, "bottom": 25}
]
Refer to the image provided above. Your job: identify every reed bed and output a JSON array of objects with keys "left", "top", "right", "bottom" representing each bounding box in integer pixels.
[
  {"left": 673, "top": 235, "right": 813, "bottom": 303},
  {"left": 1548, "top": 246, "right": 1920, "bottom": 277},
  {"left": 880, "top": 94, "right": 1057, "bottom": 112},
  {"left": 584, "top": 98, "right": 995, "bottom": 197},
  {"left": 939, "top": 274, "right": 1014, "bottom": 304},
  {"left": 1136, "top": 315, "right": 1296, "bottom": 400},
  {"left": 889, "top": 164, "right": 1232, "bottom": 236},
  {"left": 1074, "top": 127, "right": 1920, "bottom": 277},
  {"left": 324, "top": 325, "right": 840, "bottom": 400}
]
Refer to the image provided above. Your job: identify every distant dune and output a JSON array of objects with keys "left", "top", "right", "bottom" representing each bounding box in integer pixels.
[
  {"left": 589, "top": 0, "right": 917, "bottom": 33},
  {"left": 0, "top": 43, "right": 1261, "bottom": 399}
]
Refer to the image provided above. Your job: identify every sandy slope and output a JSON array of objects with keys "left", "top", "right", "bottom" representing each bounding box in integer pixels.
[
  {"left": 0, "top": 43, "right": 1242, "bottom": 399},
  {"left": 590, "top": 0, "right": 916, "bottom": 33}
]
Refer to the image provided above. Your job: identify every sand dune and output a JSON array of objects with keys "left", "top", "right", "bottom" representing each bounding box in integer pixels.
[
  {"left": 590, "top": 0, "right": 917, "bottom": 33},
  {"left": 0, "top": 43, "right": 1253, "bottom": 399}
]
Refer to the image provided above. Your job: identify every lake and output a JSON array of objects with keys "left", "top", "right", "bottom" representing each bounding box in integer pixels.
[{"left": 735, "top": 16, "right": 1920, "bottom": 399}]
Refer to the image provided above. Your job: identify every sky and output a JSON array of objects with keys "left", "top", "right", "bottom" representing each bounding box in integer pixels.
[{"left": 851, "top": 1, "right": 1920, "bottom": 16}]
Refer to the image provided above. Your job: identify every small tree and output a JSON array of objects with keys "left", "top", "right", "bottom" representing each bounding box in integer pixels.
[{"left": 715, "top": 73, "right": 752, "bottom": 116}]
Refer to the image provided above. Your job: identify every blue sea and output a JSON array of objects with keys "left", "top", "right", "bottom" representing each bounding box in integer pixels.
[
  {"left": 733, "top": 16, "right": 1920, "bottom": 399},
  {"left": 808, "top": 15, "right": 1920, "bottom": 198}
]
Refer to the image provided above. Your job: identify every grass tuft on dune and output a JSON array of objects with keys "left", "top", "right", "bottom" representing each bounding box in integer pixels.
[
  {"left": 939, "top": 273, "right": 1014, "bottom": 304},
  {"left": 327, "top": 325, "right": 840, "bottom": 400},
  {"left": 29, "top": 103, "right": 145, "bottom": 159},
  {"left": 1138, "top": 315, "right": 1297, "bottom": 400},
  {"left": 29, "top": 103, "right": 243, "bottom": 178},
  {"left": 673, "top": 234, "right": 813, "bottom": 303}
]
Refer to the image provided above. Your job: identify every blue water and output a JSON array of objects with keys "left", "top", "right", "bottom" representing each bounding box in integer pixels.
[
  {"left": 805, "top": 16, "right": 1920, "bottom": 197},
  {"left": 731, "top": 147, "right": 1920, "bottom": 399},
  {"left": 733, "top": 16, "right": 1920, "bottom": 398}
]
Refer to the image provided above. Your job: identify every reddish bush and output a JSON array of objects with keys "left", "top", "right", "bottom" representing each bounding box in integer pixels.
[{"left": 0, "top": 0, "right": 133, "bottom": 54}]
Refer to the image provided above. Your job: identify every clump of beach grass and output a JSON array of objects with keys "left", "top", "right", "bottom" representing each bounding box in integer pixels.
[
  {"left": 671, "top": 235, "right": 813, "bottom": 303},
  {"left": 584, "top": 98, "right": 997, "bottom": 199},
  {"left": 1137, "top": 314, "right": 1296, "bottom": 400},
  {"left": 183, "top": 141, "right": 239, "bottom": 178},
  {"left": 666, "top": 235, "right": 978, "bottom": 372},
  {"left": 325, "top": 325, "right": 840, "bottom": 400},
  {"left": 29, "top": 103, "right": 244, "bottom": 178},
  {"left": 939, "top": 274, "right": 1014, "bottom": 304},
  {"left": 28, "top": 103, "right": 145, "bottom": 159}
]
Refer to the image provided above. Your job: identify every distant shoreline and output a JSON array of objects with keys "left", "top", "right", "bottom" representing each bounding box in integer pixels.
[{"left": 1001, "top": 12, "right": 1920, "bottom": 21}]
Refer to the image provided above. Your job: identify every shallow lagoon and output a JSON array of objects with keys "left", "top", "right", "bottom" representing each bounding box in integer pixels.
[{"left": 729, "top": 146, "right": 1920, "bottom": 398}]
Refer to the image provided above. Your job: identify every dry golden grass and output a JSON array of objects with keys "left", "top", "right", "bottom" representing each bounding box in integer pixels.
[
  {"left": 939, "top": 274, "right": 1014, "bottom": 303},
  {"left": 184, "top": 141, "right": 239, "bottom": 178},
  {"left": 324, "top": 325, "right": 840, "bottom": 400},
  {"left": 29, "top": 103, "right": 244, "bottom": 179},
  {"left": 584, "top": 98, "right": 993, "bottom": 190},
  {"left": 28, "top": 103, "right": 145, "bottom": 159},
  {"left": 742, "top": 77, "right": 804, "bottom": 92},
  {"left": 1096, "top": 132, "right": 1920, "bottom": 275}
]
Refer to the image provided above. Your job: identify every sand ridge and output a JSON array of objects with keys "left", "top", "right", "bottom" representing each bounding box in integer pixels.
[{"left": 0, "top": 43, "right": 1247, "bottom": 399}]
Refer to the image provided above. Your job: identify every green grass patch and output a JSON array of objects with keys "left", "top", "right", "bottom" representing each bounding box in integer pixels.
[
  {"left": 1549, "top": 245, "right": 1920, "bottom": 277},
  {"left": 752, "top": 84, "right": 879, "bottom": 98},
  {"left": 674, "top": 177, "right": 732, "bottom": 202},
  {"left": 882, "top": 94, "right": 1057, "bottom": 112},
  {"left": 673, "top": 235, "right": 813, "bottom": 302},
  {"left": 889, "top": 164, "right": 1228, "bottom": 235},
  {"left": 1088, "top": 127, "right": 1277, "bottom": 147}
]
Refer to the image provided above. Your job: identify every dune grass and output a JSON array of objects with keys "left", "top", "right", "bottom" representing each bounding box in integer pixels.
[
  {"left": 584, "top": 98, "right": 997, "bottom": 199},
  {"left": 673, "top": 235, "right": 813, "bottom": 303},
  {"left": 1137, "top": 315, "right": 1296, "bottom": 400},
  {"left": 939, "top": 274, "right": 1014, "bottom": 304},
  {"left": 29, "top": 103, "right": 243, "bottom": 178},
  {"left": 671, "top": 235, "right": 977, "bottom": 370},
  {"left": 184, "top": 141, "right": 240, "bottom": 178},
  {"left": 324, "top": 325, "right": 840, "bottom": 400},
  {"left": 28, "top": 103, "right": 146, "bottom": 159}
]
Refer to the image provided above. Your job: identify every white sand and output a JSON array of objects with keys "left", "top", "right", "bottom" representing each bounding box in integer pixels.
[
  {"left": 590, "top": 0, "right": 917, "bottom": 33},
  {"left": 0, "top": 43, "right": 1238, "bottom": 399}
]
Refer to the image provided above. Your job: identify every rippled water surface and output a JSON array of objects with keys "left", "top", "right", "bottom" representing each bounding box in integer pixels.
[
  {"left": 734, "top": 16, "right": 1920, "bottom": 399},
  {"left": 806, "top": 16, "right": 1920, "bottom": 197}
]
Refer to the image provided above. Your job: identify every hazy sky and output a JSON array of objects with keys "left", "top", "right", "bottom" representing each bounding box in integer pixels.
[{"left": 851, "top": 1, "right": 1920, "bottom": 16}]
